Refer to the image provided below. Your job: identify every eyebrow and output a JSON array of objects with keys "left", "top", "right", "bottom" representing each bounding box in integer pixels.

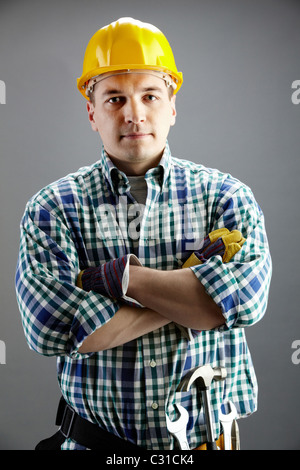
[
  {"left": 101, "top": 86, "right": 164, "bottom": 97},
  {"left": 141, "top": 86, "right": 164, "bottom": 94},
  {"left": 101, "top": 89, "right": 123, "bottom": 97}
]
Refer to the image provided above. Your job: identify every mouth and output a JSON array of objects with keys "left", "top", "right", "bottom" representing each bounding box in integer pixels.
[{"left": 121, "top": 133, "right": 152, "bottom": 140}]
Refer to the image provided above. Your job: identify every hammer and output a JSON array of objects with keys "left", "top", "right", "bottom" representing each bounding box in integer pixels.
[{"left": 177, "top": 365, "right": 227, "bottom": 450}]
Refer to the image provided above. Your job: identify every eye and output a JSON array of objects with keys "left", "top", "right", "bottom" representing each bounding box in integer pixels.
[
  {"left": 144, "top": 94, "right": 158, "bottom": 102},
  {"left": 105, "top": 96, "right": 127, "bottom": 105},
  {"left": 107, "top": 96, "right": 122, "bottom": 104}
]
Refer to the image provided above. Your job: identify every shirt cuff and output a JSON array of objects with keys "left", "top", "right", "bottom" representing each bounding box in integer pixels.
[
  {"left": 122, "top": 254, "right": 144, "bottom": 307},
  {"left": 189, "top": 257, "right": 239, "bottom": 331}
]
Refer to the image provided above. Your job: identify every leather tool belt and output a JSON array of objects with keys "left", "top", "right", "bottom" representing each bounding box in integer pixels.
[{"left": 35, "top": 397, "right": 229, "bottom": 451}]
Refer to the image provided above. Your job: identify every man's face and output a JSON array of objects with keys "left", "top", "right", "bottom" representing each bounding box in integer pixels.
[{"left": 86, "top": 73, "right": 177, "bottom": 175}]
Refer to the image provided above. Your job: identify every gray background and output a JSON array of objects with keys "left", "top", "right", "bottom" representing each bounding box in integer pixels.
[{"left": 0, "top": 0, "right": 299, "bottom": 450}]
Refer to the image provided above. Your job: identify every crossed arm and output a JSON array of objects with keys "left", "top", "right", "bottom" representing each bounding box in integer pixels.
[{"left": 78, "top": 266, "right": 224, "bottom": 353}]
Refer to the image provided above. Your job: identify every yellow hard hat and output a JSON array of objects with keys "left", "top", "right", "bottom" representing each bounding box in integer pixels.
[{"left": 77, "top": 17, "right": 183, "bottom": 100}]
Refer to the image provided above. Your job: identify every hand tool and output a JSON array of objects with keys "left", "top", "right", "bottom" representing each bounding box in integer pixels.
[
  {"left": 231, "top": 419, "right": 240, "bottom": 450},
  {"left": 219, "top": 400, "right": 238, "bottom": 450},
  {"left": 166, "top": 404, "right": 190, "bottom": 450},
  {"left": 177, "top": 365, "right": 227, "bottom": 450}
]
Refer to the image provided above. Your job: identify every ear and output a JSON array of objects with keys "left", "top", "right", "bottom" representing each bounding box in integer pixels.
[
  {"left": 170, "top": 95, "right": 177, "bottom": 127},
  {"left": 86, "top": 101, "right": 98, "bottom": 132}
]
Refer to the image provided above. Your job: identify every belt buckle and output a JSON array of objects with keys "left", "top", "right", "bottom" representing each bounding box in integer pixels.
[{"left": 60, "top": 404, "right": 75, "bottom": 439}]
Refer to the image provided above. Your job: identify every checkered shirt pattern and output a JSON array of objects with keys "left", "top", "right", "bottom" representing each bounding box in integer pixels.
[{"left": 15, "top": 142, "right": 272, "bottom": 450}]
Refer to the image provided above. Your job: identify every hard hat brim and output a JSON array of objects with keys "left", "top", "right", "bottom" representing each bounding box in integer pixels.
[{"left": 77, "top": 65, "right": 183, "bottom": 100}]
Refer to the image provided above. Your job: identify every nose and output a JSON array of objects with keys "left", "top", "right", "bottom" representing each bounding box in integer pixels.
[{"left": 124, "top": 98, "right": 146, "bottom": 124}]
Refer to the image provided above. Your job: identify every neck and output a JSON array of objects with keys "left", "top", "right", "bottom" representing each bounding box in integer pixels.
[{"left": 106, "top": 151, "right": 164, "bottom": 176}]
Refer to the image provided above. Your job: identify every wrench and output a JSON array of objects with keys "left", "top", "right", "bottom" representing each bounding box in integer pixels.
[
  {"left": 219, "top": 401, "right": 238, "bottom": 450},
  {"left": 166, "top": 404, "right": 190, "bottom": 450},
  {"left": 177, "top": 365, "right": 227, "bottom": 450}
]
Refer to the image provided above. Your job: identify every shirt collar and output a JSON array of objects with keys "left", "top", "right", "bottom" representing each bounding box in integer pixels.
[
  {"left": 100, "top": 141, "right": 172, "bottom": 195},
  {"left": 100, "top": 148, "right": 127, "bottom": 195}
]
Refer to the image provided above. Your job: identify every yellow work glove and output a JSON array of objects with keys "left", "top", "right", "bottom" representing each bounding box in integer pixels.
[{"left": 182, "top": 228, "right": 246, "bottom": 268}]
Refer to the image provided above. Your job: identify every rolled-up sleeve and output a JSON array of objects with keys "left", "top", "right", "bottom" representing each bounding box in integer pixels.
[
  {"left": 190, "top": 181, "right": 272, "bottom": 330},
  {"left": 15, "top": 200, "right": 119, "bottom": 359}
]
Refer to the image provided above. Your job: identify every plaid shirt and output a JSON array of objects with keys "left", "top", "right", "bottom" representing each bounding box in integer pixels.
[{"left": 15, "top": 142, "right": 272, "bottom": 450}]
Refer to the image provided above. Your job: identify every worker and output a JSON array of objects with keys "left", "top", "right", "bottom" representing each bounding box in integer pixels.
[{"left": 15, "top": 17, "right": 272, "bottom": 450}]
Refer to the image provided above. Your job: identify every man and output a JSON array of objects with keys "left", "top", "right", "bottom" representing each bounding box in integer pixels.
[{"left": 15, "top": 18, "right": 272, "bottom": 450}]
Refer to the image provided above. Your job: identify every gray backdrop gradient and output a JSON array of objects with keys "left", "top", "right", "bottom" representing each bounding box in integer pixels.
[{"left": 0, "top": 0, "right": 299, "bottom": 450}]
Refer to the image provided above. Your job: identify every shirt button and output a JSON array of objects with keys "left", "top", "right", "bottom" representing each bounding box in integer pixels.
[
  {"left": 149, "top": 359, "right": 156, "bottom": 368},
  {"left": 151, "top": 402, "right": 159, "bottom": 410}
]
